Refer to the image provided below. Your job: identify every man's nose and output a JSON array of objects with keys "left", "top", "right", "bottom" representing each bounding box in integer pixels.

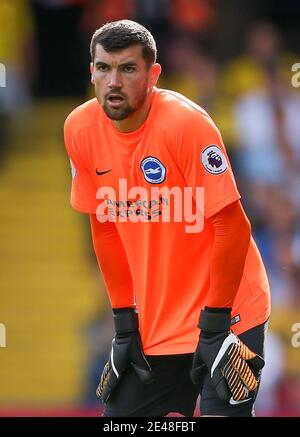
[{"left": 108, "top": 70, "right": 122, "bottom": 89}]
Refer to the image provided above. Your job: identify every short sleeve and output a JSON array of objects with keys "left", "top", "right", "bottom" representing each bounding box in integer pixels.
[
  {"left": 176, "top": 113, "right": 240, "bottom": 217},
  {"left": 64, "top": 118, "right": 98, "bottom": 214}
]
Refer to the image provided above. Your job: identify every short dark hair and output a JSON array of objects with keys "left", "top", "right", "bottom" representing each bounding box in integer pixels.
[{"left": 90, "top": 20, "right": 157, "bottom": 66}]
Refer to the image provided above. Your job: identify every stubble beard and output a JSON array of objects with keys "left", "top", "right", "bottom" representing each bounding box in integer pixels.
[
  {"left": 102, "top": 101, "right": 134, "bottom": 120},
  {"left": 102, "top": 86, "right": 148, "bottom": 121}
]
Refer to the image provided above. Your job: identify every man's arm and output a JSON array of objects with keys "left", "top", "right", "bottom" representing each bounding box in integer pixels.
[
  {"left": 89, "top": 215, "right": 154, "bottom": 402},
  {"left": 64, "top": 115, "right": 154, "bottom": 402},
  {"left": 206, "top": 200, "right": 251, "bottom": 308},
  {"left": 89, "top": 214, "right": 135, "bottom": 308},
  {"left": 191, "top": 201, "right": 264, "bottom": 403},
  {"left": 174, "top": 112, "right": 265, "bottom": 403}
]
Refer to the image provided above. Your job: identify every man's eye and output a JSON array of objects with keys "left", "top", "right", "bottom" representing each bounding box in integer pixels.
[
  {"left": 123, "top": 66, "right": 135, "bottom": 73},
  {"left": 98, "top": 65, "right": 109, "bottom": 71}
]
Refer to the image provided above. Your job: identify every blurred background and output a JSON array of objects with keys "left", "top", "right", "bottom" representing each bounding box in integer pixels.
[{"left": 0, "top": 0, "right": 299, "bottom": 417}]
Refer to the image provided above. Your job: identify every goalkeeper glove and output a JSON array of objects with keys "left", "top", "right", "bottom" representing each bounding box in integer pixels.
[
  {"left": 190, "top": 307, "right": 265, "bottom": 405},
  {"left": 96, "top": 307, "right": 154, "bottom": 403}
]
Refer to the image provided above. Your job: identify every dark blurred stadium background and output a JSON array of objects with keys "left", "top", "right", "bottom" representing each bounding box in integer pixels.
[{"left": 0, "top": 0, "right": 299, "bottom": 417}]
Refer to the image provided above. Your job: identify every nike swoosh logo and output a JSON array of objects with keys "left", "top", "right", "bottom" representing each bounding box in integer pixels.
[
  {"left": 229, "top": 397, "right": 252, "bottom": 405},
  {"left": 95, "top": 169, "right": 112, "bottom": 176}
]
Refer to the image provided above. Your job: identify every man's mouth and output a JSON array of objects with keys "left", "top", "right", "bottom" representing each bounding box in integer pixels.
[{"left": 107, "top": 94, "right": 125, "bottom": 109}]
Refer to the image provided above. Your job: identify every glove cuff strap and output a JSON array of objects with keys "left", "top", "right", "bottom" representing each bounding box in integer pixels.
[
  {"left": 113, "top": 307, "right": 139, "bottom": 334},
  {"left": 199, "top": 307, "right": 231, "bottom": 333}
]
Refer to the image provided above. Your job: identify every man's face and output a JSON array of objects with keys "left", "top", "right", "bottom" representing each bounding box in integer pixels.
[{"left": 91, "top": 44, "right": 157, "bottom": 121}]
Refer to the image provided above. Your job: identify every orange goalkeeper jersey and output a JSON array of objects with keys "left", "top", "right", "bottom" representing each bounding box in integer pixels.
[{"left": 64, "top": 88, "right": 271, "bottom": 355}]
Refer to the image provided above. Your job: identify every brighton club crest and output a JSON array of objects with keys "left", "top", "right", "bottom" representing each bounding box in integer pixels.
[{"left": 140, "top": 156, "right": 166, "bottom": 184}]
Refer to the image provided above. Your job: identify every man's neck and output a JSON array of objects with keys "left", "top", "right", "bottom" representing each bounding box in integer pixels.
[{"left": 112, "top": 91, "right": 154, "bottom": 133}]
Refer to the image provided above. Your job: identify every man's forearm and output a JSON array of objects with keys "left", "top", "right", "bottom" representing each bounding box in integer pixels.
[
  {"left": 89, "top": 214, "right": 135, "bottom": 308},
  {"left": 206, "top": 201, "right": 251, "bottom": 308}
]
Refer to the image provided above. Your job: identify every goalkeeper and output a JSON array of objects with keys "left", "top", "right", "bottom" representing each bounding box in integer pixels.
[{"left": 64, "top": 20, "right": 271, "bottom": 417}]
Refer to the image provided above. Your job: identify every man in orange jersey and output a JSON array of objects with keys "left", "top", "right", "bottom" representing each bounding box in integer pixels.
[{"left": 64, "top": 20, "right": 271, "bottom": 417}]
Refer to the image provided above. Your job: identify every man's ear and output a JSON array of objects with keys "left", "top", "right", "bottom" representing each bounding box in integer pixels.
[
  {"left": 150, "top": 63, "right": 162, "bottom": 87},
  {"left": 90, "top": 62, "right": 95, "bottom": 84}
]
